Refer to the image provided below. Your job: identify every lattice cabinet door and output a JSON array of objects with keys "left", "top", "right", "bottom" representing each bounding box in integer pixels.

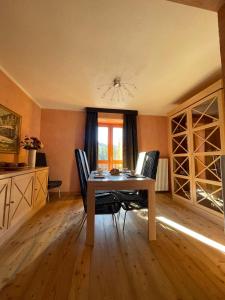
[
  {"left": 170, "top": 111, "right": 191, "bottom": 201},
  {"left": 34, "top": 170, "right": 48, "bottom": 209},
  {"left": 191, "top": 91, "right": 225, "bottom": 215},
  {"left": 8, "top": 173, "right": 35, "bottom": 228},
  {"left": 0, "top": 178, "right": 11, "bottom": 232}
]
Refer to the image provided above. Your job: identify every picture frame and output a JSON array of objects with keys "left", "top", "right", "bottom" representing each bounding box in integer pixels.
[{"left": 0, "top": 104, "right": 21, "bottom": 154}]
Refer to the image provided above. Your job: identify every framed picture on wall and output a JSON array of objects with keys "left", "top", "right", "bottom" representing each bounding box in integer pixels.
[{"left": 0, "top": 104, "right": 21, "bottom": 153}]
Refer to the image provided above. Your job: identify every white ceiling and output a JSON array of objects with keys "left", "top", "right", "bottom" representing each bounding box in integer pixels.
[{"left": 0, "top": 0, "right": 221, "bottom": 115}]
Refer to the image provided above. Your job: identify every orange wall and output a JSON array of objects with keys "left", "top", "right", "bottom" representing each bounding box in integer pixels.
[
  {"left": 40, "top": 109, "right": 86, "bottom": 193},
  {"left": 40, "top": 110, "right": 169, "bottom": 193},
  {"left": 0, "top": 68, "right": 168, "bottom": 193},
  {"left": 137, "top": 115, "right": 169, "bottom": 157},
  {"left": 0, "top": 70, "right": 41, "bottom": 163}
]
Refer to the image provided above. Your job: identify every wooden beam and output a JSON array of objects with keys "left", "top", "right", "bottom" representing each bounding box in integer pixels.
[
  {"left": 167, "top": 0, "right": 225, "bottom": 11},
  {"left": 218, "top": 4, "right": 225, "bottom": 88}
]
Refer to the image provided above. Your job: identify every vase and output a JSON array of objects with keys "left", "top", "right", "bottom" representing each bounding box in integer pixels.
[{"left": 28, "top": 149, "right": 37, "bottom": 168}]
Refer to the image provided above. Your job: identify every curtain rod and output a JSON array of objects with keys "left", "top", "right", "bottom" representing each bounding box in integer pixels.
[{"left": 86, "top": 107, "right": 138, "bottom": 115}]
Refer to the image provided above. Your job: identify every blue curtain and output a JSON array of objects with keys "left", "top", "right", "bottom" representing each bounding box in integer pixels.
[
  {"left": 123, "top": 113, "right": 138, "bottom": 170},
  {"left": 84, "top": 111, "right": 98, "bottom": 171}
]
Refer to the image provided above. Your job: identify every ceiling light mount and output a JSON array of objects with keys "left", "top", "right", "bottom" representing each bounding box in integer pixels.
[
  {"left": 113, "top": 77, "right": 121, "bottom": 88},
  {"left": 98, "top": 76, "right": 136, "bottom": 103}
]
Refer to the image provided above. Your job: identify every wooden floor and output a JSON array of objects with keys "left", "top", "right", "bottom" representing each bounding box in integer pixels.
[{"left": 1, "top": 193, "right": 225, "bottom": 299}]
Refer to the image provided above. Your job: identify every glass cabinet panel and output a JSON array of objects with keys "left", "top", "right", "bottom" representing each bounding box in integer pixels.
[
  {"left": 172, "top": 113, "right": 187, "bottom": 134},
  {"left": 196, "top": 181, "right": 223, "bottom": 214},
  {"left": 192, "top": 97, "right": 219, "bottom": 128},
  {"left": 172, "top": 134, "right": 188, "bottom": 154},
  {"left": 174, "top": 177, "right": 190, "bottom": 200},
  {"left": 194, "top": 155, "right": 221, "bottom": 182},
  {"left": 193, "top": 125, "right": 221, "bottom": 153},
  {"left": 173, "top": 156, "right": 189, "bottom": 176}
]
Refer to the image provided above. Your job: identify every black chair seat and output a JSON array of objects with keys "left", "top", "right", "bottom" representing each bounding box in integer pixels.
[
  {"left": 115, "top": 150, "right": 160, "bottom": 230},
  {"left": 48, "top": 180, "right": 62, "bottom": 189},
  {"left": 117, "top": 151, "right": 160, "bottom": 208},
  {"left": 115, "top": 191, "right": 147, "bottom": 211},
  {"left": 95, "top": 193, "right": 121, "bottom": 214}
]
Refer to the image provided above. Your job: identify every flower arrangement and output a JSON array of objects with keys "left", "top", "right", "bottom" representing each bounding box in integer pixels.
[{"left": 21, "top": 136, "right": 43, "bottom": 150}]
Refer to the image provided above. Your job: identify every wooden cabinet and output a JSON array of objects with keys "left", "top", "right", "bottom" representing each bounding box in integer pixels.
[
  {"left": 0, "top": 167, "right": 48, "bottom": 244},
  {"left": 169, "top": 80, "right": 225, "bottom": 218},
  {"left": 0, "top": 178, "right": 11, "bottom": 233},
  {"left": 34, "top": 169, "right": 48, "bottom": 209},
  {"left": 8, "top": 172, "right": 35, "bottom": 228}
]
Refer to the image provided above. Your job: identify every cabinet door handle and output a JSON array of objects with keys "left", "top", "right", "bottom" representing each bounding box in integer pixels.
[{"left": 10, "top": 201, "right": 15, "bottom": 204}]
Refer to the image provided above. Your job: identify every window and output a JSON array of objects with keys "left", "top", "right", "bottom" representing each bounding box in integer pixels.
[{"left": 98, "top": 123, "right": 123, "bottom": 170}]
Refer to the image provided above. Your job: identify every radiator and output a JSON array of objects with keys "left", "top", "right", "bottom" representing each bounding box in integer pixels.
[{"left": 155, "top": 158, "right": 168, "bottom": 191}]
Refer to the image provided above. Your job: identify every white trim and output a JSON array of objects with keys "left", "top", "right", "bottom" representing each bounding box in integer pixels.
[
  {"left": 0, "top": 65, "right": 42, "bottom": 108},
  {"left": 40, "top": 106, "right": 168, "bottom": 116},
  {"left": 40, "top": 105, "right": 168, "bottom": 116},
  {"left": 41, "top": 107, "right": 84, "bottom": 112}
]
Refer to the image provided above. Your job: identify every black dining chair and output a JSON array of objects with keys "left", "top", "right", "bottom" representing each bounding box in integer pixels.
[
  {"left": 36, "top": 152, "right": 62, "bottom": 201},
  {"left": 75, "top": 149, "right": 121, "bottom": 217},
  {"left": 115, "top": 150, "right": 160, "bottom": 230}
]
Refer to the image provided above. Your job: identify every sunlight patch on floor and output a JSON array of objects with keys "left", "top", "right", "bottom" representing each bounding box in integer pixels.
[
  {"left": 157, "top": 216, "right": 225, "bottom": 253},
  {"left": 134, "top": 209, "right": 225, "bottom": 253}
]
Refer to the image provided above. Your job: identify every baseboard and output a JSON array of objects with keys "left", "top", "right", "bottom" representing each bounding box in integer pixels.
[{"left": 48, "top": 191, "right": 81, "bottom": 201}]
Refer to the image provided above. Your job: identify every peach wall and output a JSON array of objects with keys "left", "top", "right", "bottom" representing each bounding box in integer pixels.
[
  {"left": 40, "top": 110, "right": 168, "bottom": 193},
  {"left": 0, "top": 70, "right": 41, "bottom": 163},
  {"left": 40, "top": 109, "right": 86, "bottom": 193},
  {"left": 0, "top": 68, "right": 169, "bottom": 193},
  {"left": 137, "top": 115, "right": 169, "bottom": 157}
]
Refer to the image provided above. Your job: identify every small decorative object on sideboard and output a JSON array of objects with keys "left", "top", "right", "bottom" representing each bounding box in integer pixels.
[{"left": 21, "top": 136, "right": 44, "bottom": 168}]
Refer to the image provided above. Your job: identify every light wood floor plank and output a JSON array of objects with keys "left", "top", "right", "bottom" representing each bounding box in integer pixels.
[{"left": 0, "top": 193, "right": 225, "bottom": 299}]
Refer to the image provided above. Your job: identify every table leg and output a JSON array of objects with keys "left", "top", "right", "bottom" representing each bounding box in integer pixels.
[
  {"left": 148, "top": 181, "right": 156, "bottom": 240},
  {"left": 86, "top": 184, "right": 95, "bottom": 246}
]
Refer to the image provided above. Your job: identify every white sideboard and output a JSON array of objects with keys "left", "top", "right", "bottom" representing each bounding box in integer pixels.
[{"left": 0, "top": 167, "right": 48, "bottom": 245}]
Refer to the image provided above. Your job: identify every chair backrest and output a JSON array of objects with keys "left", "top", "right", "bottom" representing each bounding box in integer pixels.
[
  {"left": 36, "top": 152, "right": 48, "bottom": 167},
  {"left": 75, "top": 149, "right": 88, "bottom": 211},
  {"left": 142, "top": 151, "right": 160, "bottom": 179},
  {"left": 135, "top": 152, "right": 146, "bottom": 175},
  {"left": 81, "top": 150, "right": 91, "bottom": 177}
]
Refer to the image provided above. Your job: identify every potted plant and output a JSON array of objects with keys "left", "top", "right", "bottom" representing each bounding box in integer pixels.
[{"left": 21, "top": 136, "right": 43, "bottom": 167}]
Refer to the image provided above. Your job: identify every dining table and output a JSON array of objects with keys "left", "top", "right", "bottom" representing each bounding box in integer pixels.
[{"left": 86, "top": 171, "right": 156, "bottom": 246}]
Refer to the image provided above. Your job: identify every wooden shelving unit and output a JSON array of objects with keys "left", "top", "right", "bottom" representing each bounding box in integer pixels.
[{"left": 168, "top": 80, "right": 225, "bottom": 218}]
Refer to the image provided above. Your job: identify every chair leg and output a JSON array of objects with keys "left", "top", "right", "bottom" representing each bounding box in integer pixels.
[
  {"left": 47, "top": 191, "right": 50, "bottom": 202},
  {"left": 112, "top": 214, "right": 115, "bottom": 225},
  {"left": 123, "top": 210, "right": 128, "bottom": 231},
  {"left": 58, "top": 188, "right": 61, "bottom": 198},
  {"left": 117, "top": 210, "right": 121, "bottom": 220},
  {"left": 113, "top": 213, "right": 119, "bottom": 232}
]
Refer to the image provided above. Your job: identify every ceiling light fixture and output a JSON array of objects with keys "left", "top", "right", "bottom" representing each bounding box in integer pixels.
[{"left": 98, "top": 76, "right": 137, "bottom": 102}]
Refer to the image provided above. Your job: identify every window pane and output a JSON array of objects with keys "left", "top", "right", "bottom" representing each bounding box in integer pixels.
[
  {"left": 98, "top": 127, "right": 108, "bottom": 160},
  {"left": 113, "top": 163, "right": 123, "bottom": 170},
  {"left": 113, "top": 127, "right": 123, "bottom": 160},
  {"left": 98, "top": 163, "right": 108, "bottom": 171}
]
